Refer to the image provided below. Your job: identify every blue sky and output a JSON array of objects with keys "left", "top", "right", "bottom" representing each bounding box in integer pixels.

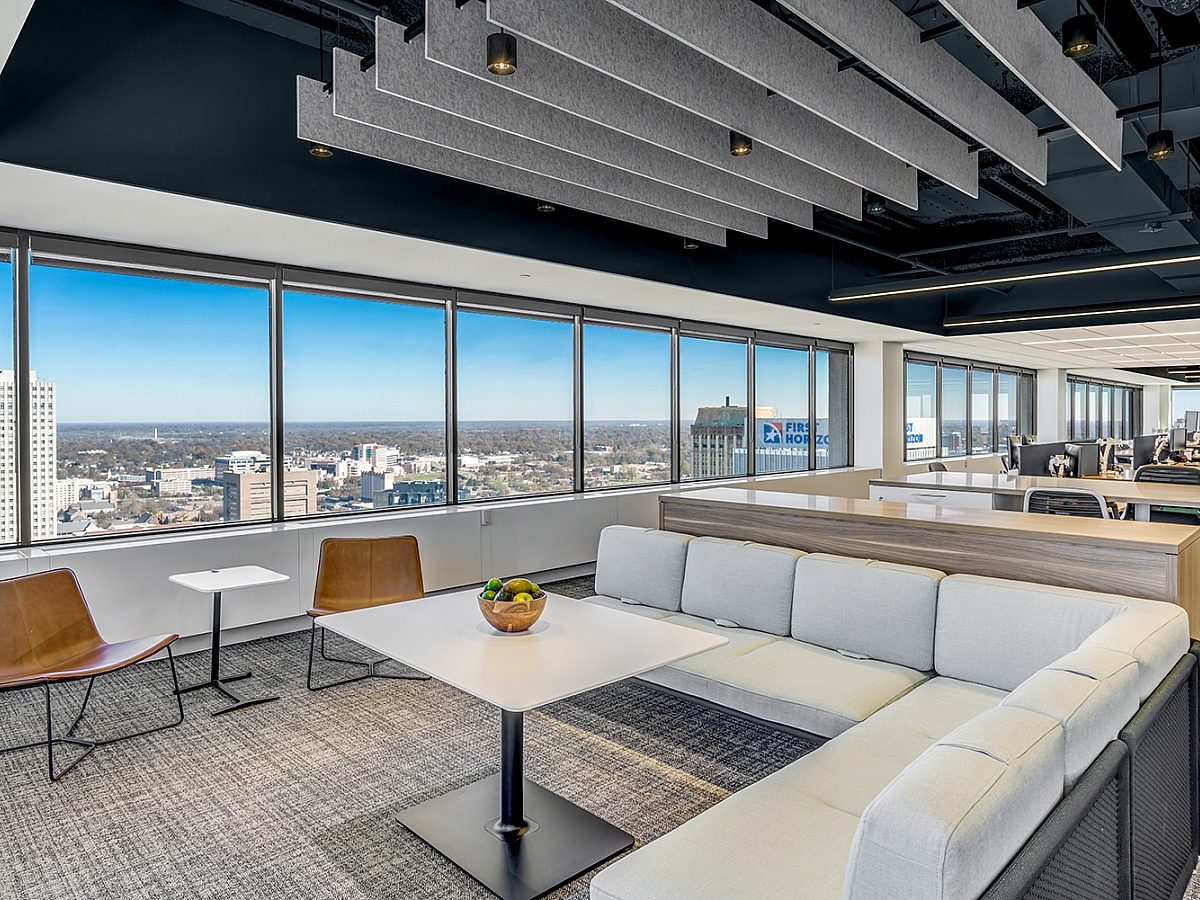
[{"left": 20, "top": 266, "right": 821, "bottom": 423}]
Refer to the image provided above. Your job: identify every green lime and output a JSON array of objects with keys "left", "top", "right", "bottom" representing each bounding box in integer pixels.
[
  {"left": 529, "top": 583, "right": 540, "bottom": 594},
  {"left": 486, "top": 578, "right": 503, "bottom": 592},
  {"left": 482, "top": 590, "right": 496, "bottom": 601}
]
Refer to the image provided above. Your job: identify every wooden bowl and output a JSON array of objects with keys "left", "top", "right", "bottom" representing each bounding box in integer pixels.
[{"left": 478, "top": 592, "right": 547, "bottom": 633}]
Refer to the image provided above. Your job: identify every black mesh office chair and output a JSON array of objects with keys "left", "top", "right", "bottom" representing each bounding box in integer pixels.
[
  {"left": 928, "top": 462, "right": 948, "bottom": 472},
  {"left": 1023, "top": 487, "right": 1114, "bottom": 519},
  {"left": 1128, "top": 465, "right": 1200, "bottom": 525}
]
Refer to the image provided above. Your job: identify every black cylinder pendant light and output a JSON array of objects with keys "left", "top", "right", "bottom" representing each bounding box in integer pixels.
[
  {"left": 1148, "top": 26, "right": 1174, "bottom": 161},
  {"left": 487, "top": 30, "right": 518, "bottom": 76},
  {"left": 1061, "top": 11, "right": 1098, "bottom": 58},
  {"left": 729, "top": 130, "right": 753, "bottom": 158}
]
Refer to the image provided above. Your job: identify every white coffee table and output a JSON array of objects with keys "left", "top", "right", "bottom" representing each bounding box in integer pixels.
[
  {"left": 320, "top": 588, "right": 726, "bottom": 900},
  {"left": 169, "top": 565, "right": 290, "bottom": 716}
]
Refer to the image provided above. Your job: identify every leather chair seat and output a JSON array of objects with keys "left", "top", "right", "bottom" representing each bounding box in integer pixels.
[{"left": 0, "top": 633, "right": 178, "bottom": 690}]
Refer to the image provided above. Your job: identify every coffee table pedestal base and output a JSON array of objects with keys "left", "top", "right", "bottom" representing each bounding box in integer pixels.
[{"left": 397, "top": 774, "right": 632, "bottom": 900}]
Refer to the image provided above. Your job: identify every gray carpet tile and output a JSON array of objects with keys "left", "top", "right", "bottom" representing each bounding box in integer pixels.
[{"left": 0, "top": 576, "right": 812, "bottom": 900}]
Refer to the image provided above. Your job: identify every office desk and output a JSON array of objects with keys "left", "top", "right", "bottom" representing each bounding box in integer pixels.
[
  {"left": 660, "top": 488, "right": 1200, "bottom": 637},
  {"left": 869, "top": 471, "right": 1200, "bottom": 521}
]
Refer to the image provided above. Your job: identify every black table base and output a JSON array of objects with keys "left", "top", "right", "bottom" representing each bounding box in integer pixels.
[
  {"left": 174, "top": 590, "right": 278, "bottom": 716},
  {"left": 397, "top": 710, "right": 632, "bottom": 900}
]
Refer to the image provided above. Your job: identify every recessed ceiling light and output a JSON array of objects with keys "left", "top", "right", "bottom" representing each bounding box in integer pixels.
[
  {"left": 536, "top": 202, "right": 556, "bottom": 213},
  {"left": 729, "top": 130, "right": 753, "bottom": 158},
  {"left": 683, "top": 238, "right": 700, "bottom": 250},
  {"left": 1148, "top": 129, "right": 1175, "bottom": 161},
  {"left": 309, "top": 142, "right": 333, "bottom": 158}
]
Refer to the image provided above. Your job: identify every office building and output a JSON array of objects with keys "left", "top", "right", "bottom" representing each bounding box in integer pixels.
[
  {"left": 5, "top": 4, "right": 1200, "bottom": 900},
  {"left": 222, "top": 469, "right": 317, "bottom": 521}
]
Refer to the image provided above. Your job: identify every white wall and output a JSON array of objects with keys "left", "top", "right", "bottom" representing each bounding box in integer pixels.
[
  {"left": 854, "top": 341, "right": 905, "bottom": 478},
  {"left": 1144, "top": 384, "right": 1173, "bottom": 433},
  {"left": 1037, "top": 368, "right": 1068, "bottom": 442}
]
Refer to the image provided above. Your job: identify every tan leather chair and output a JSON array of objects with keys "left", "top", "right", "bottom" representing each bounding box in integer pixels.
[
  {"left": 0, "top": 569, "right": 184, "bottom": 781},
  {"left": 306, "top": 536, "right": 431, "bottom": 690}
]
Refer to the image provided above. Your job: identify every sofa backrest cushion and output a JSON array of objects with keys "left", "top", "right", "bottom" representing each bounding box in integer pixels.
[
  {"left": 791, "top": 554, "right": 944, "bottom": 671},
  {"left": 844, "top": 707, "right": 1064, "bottom": 900},
  {"left": 594, "top": 526, "right": 693, "bottom": 612},
  {"left": 680, "top": 537, "right": 805, "bottom": 635},
  {"left": 1080, "top": 600, "right": 1191, "bottom": 702},
  {"left": 1001, "top": 647, "right": 1139, "bottom": 789},
  {"left": 934, "top": 575, "right": 1131, "bottom": 690}
]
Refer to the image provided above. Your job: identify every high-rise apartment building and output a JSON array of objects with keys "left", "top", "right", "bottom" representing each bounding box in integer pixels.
[
  {"left": 215, "top": 451, "right": 270, "bottom": 477},
  {"left": 0, "top": 371, "right": 57, "bottom": 543},
  {"left": 361, "top": 470, "right": 394, "bottom": 502},
  {"left": 222, "top": 469, "right": 318, "bottom": 521},
  {"left": 689, "top": 400, "right": 774, "bottom": 479}
]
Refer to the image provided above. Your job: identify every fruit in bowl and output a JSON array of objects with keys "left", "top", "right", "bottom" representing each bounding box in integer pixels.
[{"left": 479, "top": 577, "right": 547, "bottom": 633}]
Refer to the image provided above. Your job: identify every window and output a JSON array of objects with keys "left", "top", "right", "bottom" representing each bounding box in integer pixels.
[
  {"left": 583, "top": 323, "right": 670, "bottom": 488},
  {"left": 1171, "top": 387, "right": 1200, "bottom": 428},
  {"left": 754, "top": 344, "right": 810, "bottom": 473},
  {"left": 971, "top": 369, "right": 993, "bottom": 453},
  {"left": 0, "top": 252, "right": 12, "bottom": 544},
  {"left": 905, "top": 353, "right": 1034, "bottom": 461},
  {"left": 679, "top": 335, "right": 748, "bottom": 480},
  {"left": 456, "top": 309, "right": 574, "bottom": 500},
  {"left": 283, "top": 290, "right": 447, "bottom": 516},
  {"left": 905, "top": 361, "right": 936, "bottom": 461},
  {"left": 29, "top": 262, "right": 270, "bottom": 540},
  {"left": 1069, "top": 377, "right": 1142, "bottom": 440},
  {"left": 816, "top": 349, "right": 851, "bottom": 468},
  {"left": 941, "top": 366, "right": 967, "bottom": 457}
]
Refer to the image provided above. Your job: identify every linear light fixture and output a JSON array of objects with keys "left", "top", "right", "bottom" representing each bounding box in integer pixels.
[
  {"left": 945, "top": 298, "right": 1200, "bottom": 328},
  {"left": 832, "top": 251, "right": 1200, "bottom": 302}
]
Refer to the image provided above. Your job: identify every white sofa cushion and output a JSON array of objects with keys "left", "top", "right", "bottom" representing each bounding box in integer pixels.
[
  {"left": 680, "top": 537, "right": 805, "bottom": 635},
  {"left": 645, "top": 630, "right": 927, "bottom": 738},
  {"left": 844, "top": 707, "right": 1065, "bottom": 900},
  {"left": 934, "top": 574, "right": 1131, "bottom": 690},
  {"left": 1080, "top": 600, "right": 1191, "bottom": 702},
  {"left": 1002, "top": 647, "right": 1139, "bottom": 789},
  {"left": 792, "top": 554, "right": 944, "bottom": 671},
  {"left": 594, "top": 526, "right": 693, "bottom": 611}
]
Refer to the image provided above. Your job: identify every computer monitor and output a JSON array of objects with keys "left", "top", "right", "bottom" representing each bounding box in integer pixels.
[
  {"left": 1187, "top": 410, "right": 1200, "bottom": 435},
  {"left": 1172, "top": 427, "right": 1187, "bottom": 450},
  {"left": 1016, "top": 441, "right": 1067, "bottom": 476},
  {"left": 1065, "top": 443, "right": 1100, "bottom": 477},
  {"left": 1132, "top": 434, "right": 1159, "bottom": 469}
]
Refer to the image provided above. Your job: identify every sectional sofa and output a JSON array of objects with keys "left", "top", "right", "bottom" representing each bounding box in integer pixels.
[{"left": 583, "top": 525, "right": 1200, "bottom": 900}]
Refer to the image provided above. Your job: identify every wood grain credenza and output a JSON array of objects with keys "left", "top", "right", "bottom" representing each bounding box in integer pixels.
[{"left": 660, "top": 487, "right": 1200, "bottom": 638}]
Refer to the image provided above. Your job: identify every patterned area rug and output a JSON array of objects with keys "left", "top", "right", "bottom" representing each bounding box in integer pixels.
[{"left": 0, "top": 576, "right": 813, "bottom": 900}]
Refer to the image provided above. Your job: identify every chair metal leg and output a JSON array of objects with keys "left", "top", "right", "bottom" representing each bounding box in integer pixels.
[
  {"left": 1, "top": 645, "right": 186, "bottom": 782},
  {"left": 306, "top": 621, "right": 430, "bottom": 691}
]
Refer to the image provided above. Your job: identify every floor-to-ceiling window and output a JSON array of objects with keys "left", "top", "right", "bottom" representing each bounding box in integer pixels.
[
  {"left": 816, "top": 349, "right": 851, "bottom": 469},
  {"left": 0, "top": 244, "right": 13, "bottom": 545},
  {"left": 754, "top": 343, "right": 810, "bottom": 474},
  {"left": 1067, "top": 377, "right": 1142, "bottom": 440},
  {"left": 904, "top": 353, "right": 1035, "bottom": 461}
]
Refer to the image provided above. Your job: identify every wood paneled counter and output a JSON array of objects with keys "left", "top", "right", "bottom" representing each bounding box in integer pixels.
[{"left": 660, "top": 487, "right": 1200, "bottom": 637}]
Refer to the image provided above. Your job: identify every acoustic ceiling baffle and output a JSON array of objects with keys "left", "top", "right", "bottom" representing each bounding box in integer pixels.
[
  {"left": 775, "top": 0, "right": 1048, "bottom": 185},
  {"left": 423, "top": 0, "right": 862, "bottom": 219},
  {"left": 487, "top": 0, "right": 918, "bottom": 208},
  {"left": 600, "top": 0, "right": 977, "bottom": 198},
  {"left": 331, "top": 51, "right": 765, "bottom": 236},
  {"left": 936, "top": 0, "right": 1122, "bottom": 170},
  {"left": 296, "top": 76, "right": 729, "bottom": 245},
  {"left": 374, "top": 19, "right": 813, "bottom": 230}
]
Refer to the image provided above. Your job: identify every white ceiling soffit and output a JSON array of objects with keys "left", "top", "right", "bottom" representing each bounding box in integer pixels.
[
  {"left": 331, "top": 50, "right": 763, "bottom": 238},
  {"left": 424, "top": 0, "right": 861, "bottom": 220},
  {"left": 935, "top": 0, "right": 1122, "bottom": 170},
  {"left": 776, "top": 0, "right": 1048, "bottom": 185},
  {"left": 296, "top": 76, "right": 728, "bottom": 246},
  {"left": 488, "top": 0, "right": 918, "bottom": 209},
  {"left": 375, "top": 21, "right": 812, "bottom": 230},
  {"left": 601, "top": 0, "right": 977, "bottom": 199}
]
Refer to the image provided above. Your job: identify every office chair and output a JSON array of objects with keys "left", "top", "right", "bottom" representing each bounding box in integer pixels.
[
  {"left": 0, "top": 569, "right": 184, "bottom": 781},
  {"left": 306, "top": 536, "right": 432, "bottom": 690},
  {"left": 928, "top": 462, "right": 948, "bottom": 472},
  {"left": 1023, "top": 487, "right": 1115, "bottom": 519},
  {"left": 1128, "top": 465, "right": 1200, "bottom": 525}
]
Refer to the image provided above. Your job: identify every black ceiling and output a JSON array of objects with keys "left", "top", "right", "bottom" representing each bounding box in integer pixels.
[{"left": 2, "top": 0, "right": 1200, "bottom": 338}]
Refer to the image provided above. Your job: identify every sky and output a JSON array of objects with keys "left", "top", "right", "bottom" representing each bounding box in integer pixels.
[{"left": 16, "top": 265, "right": 828, "bottom": 424}]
